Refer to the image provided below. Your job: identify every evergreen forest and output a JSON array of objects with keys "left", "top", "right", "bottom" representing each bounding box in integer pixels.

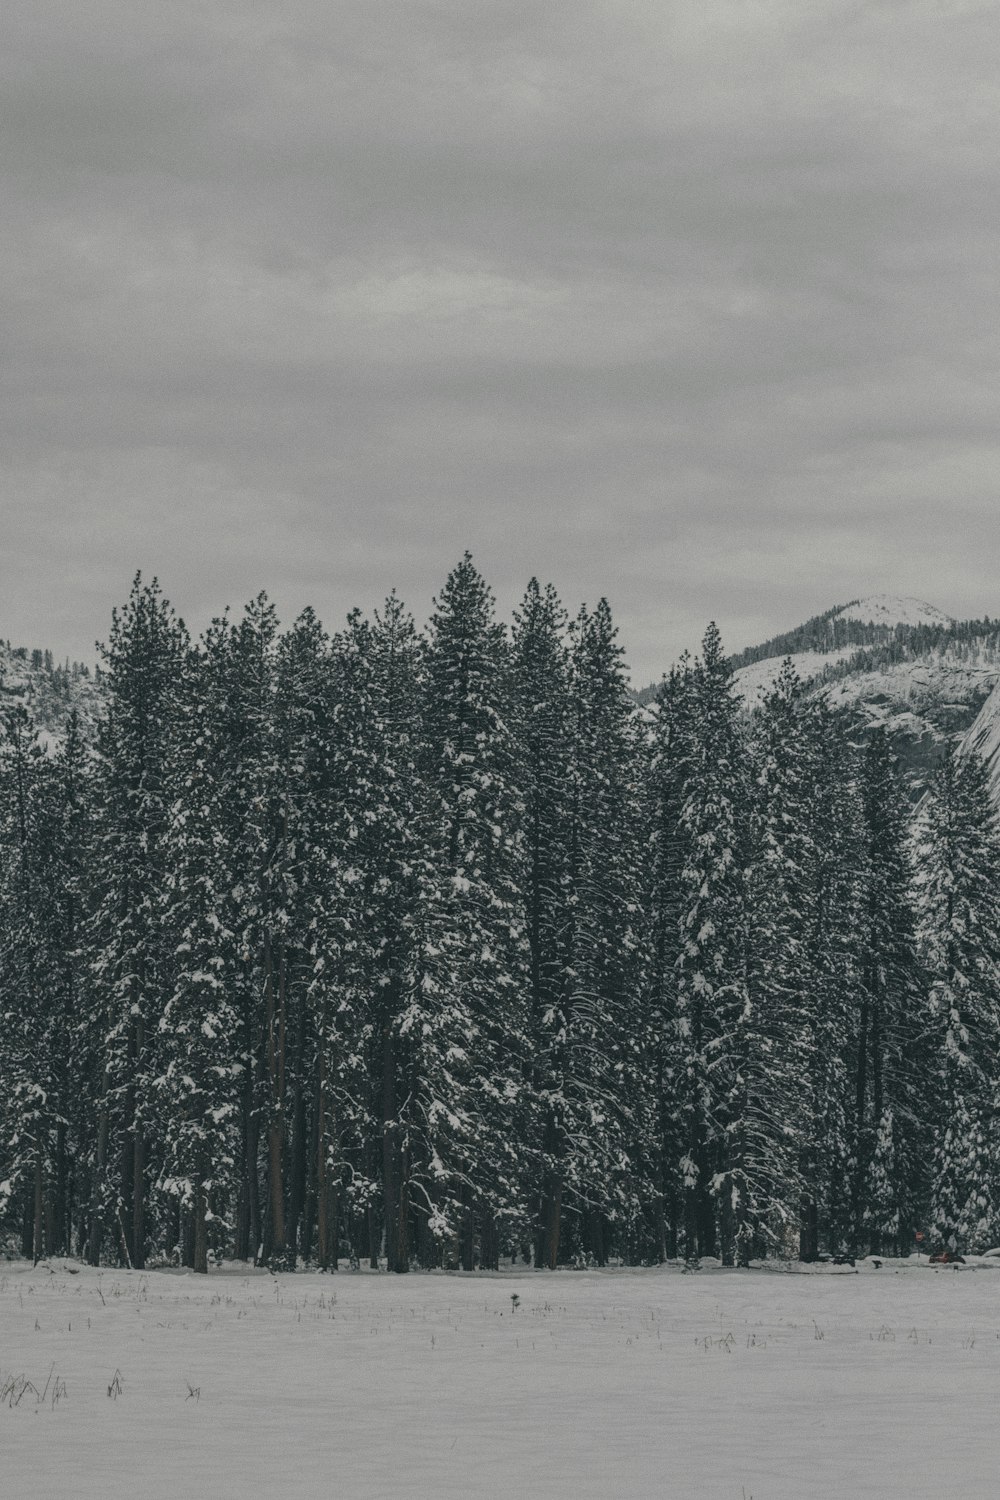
[{"left": 3, "top": 559, "right": 999, "bottom": 1273}]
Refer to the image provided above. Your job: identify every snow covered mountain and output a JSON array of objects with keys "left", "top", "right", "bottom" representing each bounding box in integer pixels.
[
  {"left": 732, "top": 646, "right": 860, "bottom": 709},
  {"left": 721, "top": 595, "right": 1000, "bottom": 795},
  {"left": 0, "top": 640, "right": 105, "bottom": 749},
  {"left": 833, "top": 594, "right": 953, "bottom": 629},
  {"left": 729, "top": 598, "right": 959, "bottom": 706}
]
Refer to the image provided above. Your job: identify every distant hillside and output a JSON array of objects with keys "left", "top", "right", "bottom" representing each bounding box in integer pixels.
[
  {"left": 735, "top": 617, "right": 1000, "bottom": 721},
  {"left": 0, "top": 640, "right": 106, "bottom": 748},
  {"left": 636, "top": 595, "right": 1000, "bottom": 797},
  {"left": 728, "top": 594, "right": 956, "bottom": 672}
]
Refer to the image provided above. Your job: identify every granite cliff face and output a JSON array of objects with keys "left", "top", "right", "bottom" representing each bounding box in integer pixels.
[
  {"left": 960, "top": 679, "right": 1000, "bottom": 808},
  {"left": 629, "top": 596, "right": 996, "bottom": 798}
]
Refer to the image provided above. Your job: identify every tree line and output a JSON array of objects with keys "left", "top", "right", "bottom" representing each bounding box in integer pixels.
[{"left": 2, "top": 559, "right": 999, "bottom": 1272}]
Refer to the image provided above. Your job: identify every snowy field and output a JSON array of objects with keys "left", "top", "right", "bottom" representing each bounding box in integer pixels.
[{"left": 2, "top": 1259, "right": 999, "bottom": 1499}]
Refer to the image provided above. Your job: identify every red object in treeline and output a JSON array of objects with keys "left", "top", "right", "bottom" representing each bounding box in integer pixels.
[{"left": 915, "top": 1231, "right": 924, "bottom": 1242}]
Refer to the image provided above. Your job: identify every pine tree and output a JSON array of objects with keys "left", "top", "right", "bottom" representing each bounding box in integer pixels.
[
  {"left": 552, "top": 599, "right": 647, "bottom": 1266},
  {"left": 674, "top": 624, "right": 752, "bottom": 1263},
  {"left": 415, "top": 555, "right": 531, "bottom": 1268},
  {"left": 211, "top": 593, "right": 335, "bottom": 1271},
  {"left": 294, "top": 609, "right": 360, "bottom": 1271},
  {"left": 0, "top": 705, "right": 98, "bottom": 1261},
  {"left": 89, "top": 576, "right": 187, "bottom": 1267},
  {"left": 289, "top": 606, "right": 382, "bottom": 1270},
  {"left": 34, "top": 712, "right": 96, "bottom": 1259},
  {"left": 740, "top": 661, "right": 814, "bottom": 1260},
  {"left": 793, "top": 698, "right": 862, "bottom": 1261},
  {"left": 155, "top": 620, "right": 242, "bottom": 1272},
  {"left": 914, "top": 748, "right": 1000, "bottom": 1253},
  {"left": 644, "top": 659, "right": 698, "bottom": 1260},
  {"left": 273, "top": 608, "right": 339, "bottom": 1268},
  {"left": 854, "top": 729, "right": 927, "bottom": 1254},
  {"left": 358, "top": 594, "right": 435, "bottom": 1273},
  {"left": 226, "top": 593, "right": 280, "bottom": 1264},
  {"left": 0, "top": 706, "right": 52, "bottom": 1258},
  {"left": 511, "top": 580, "right": 573, "bottom": 1267}
]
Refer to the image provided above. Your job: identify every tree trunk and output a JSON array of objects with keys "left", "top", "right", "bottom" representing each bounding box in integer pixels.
[
  {"left": 719, "top": 1179, "right": 735, "bottom": 1268},
  {"left": 32, "top": 1157, "right": 44, "bottom": 1265},
  {"left": 316, "top": 1178, "right": 337, "bottom": 1271},
  {"left": 853, "top": 996, "right": 870, "bottom": 1253},
  {"left": 695, "top": 1140, "right": 716, "bottom": 1260},
  {"left": 193, "top": 1182, "right": 209, "bottom": 1274},
  {"left": 870, "top": 995, "right": 885, "bottom": 1256},
  {"left": 460, "top": 1196, "right": 475, "bottom": 1272},
  {"left": 132, "top": 1118, "right": 145, "bottom": 1271},
  {"left": 663, "top": 1183, "right": 678, "bottom": 1261},
  {"left": 182, "top": 1205, "right": 195, "bottom": 1268},
  {"left": 416, "top": 1209, "right": 438, "bottom": 1269},
  {"left": 317, "top": 1180, "right": 337, "bottom": 1272},
  {"left": 381, "top": 1017, "right": 410, "bottom": 1273},
  {"left": 543, "top": 1179, "right": 562, "bottom": 1269},
  {"left": 480, "top": 1211, "right": 499, "bottom": 1272},
  {"left": 366, "top": 1204, "right": 379, "bottom": 1271},
  {"left": 264, "top": 933, "right": 287, "bottom": 1267},
  {"left": 166, "top": 1197, "right": 180, "bottom": 1265},
  {"left": 124, "top": 999, "right": 147, "bottom": 1271},
  {"left": 287, "top": 986, "right": 309, "bottom": 1259},
  {"left": 588, "top": 1208, "right": 607, "bottom": 1268},
  {"left": 315, "top": 1045, "right": 336, "bottom": 1271},
  {"left": 20, "top": 1184, "right": 33, "bottom": 1259},
  {"left": 799, "top": 1150, "right": 819, "bottom": 1261},
  {"left": 235, "top": 957, "right": 263, "bottom": 1262},
  {"left": 538, "top": 1103, "right": 563, "bottom": 1269},
  {"left": 872, "top": 1003, "right": 884, "bottom": 1126},
  {"left": 88, "top": 1075, "right": 110, "bottom": 1267},
  {"left": 53, "top": 1121, "right": 68, "bottom": 1256},
  {"left": 683, "top": 1182, "right": 698, "bottom": 1261},
  {"left": 301, "top": 1132, "right": 317, "bottom": 1266},
  {"left": 121, "top": 1077, "right": 135, "bottom": 1265}
]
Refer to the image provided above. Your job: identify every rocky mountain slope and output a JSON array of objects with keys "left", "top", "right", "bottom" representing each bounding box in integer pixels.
[
  {"left": 960, "top": 678, "right": 1000, "bottom": 806},
  {"left": 736, "top": 597, "right": 1000, "bottom": 793},
  {"left": 637, "top": 595, "right": 1000, "bottom": 798},
  {"left": 0, "top": 640, "right": 105, "bottom": 749}
]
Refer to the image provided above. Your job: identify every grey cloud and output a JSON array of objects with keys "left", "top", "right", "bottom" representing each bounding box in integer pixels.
[{"left": 3, "top": 1, "right": 1000, "bottom": 682}]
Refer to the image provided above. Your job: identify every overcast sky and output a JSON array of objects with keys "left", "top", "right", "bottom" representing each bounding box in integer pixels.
[{"left": 4, "top": 0, "right": 1000, "bottom": 684}]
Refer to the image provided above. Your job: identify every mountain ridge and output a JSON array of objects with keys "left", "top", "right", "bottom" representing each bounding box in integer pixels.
[{"left": 636, "top": 594, "right": 1000, "bottom": 799}]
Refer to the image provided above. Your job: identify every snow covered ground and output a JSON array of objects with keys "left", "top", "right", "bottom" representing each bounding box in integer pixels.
[{"left": 3, "top": 1258, "right": 999, "bottom": 1499}]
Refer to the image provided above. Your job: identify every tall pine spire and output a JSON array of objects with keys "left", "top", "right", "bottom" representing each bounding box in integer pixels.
[{"left": 914, "top": 748, "right": 1000, "bottom": 1253}]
